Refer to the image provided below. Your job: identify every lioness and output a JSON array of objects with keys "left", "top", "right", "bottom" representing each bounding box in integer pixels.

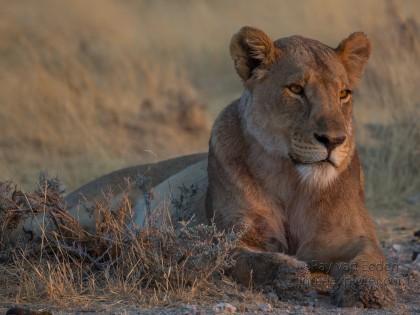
[
  {"left": 13, "top": 27, "right": 393, "bottom": 309},
  {"left": 206, "top": 26, "right": 394, "bottom": 308}
]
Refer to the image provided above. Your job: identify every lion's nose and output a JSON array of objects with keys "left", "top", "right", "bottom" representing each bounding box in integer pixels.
[{"left": 314, "top": 133, "right": 346, "bottom": 152}]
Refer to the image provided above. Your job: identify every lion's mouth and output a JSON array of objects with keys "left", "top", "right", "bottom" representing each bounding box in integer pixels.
[{"left": 289, "top": 154, "right": 337, "bottom": 168}]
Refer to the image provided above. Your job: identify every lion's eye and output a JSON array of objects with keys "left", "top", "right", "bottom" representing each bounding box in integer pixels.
[
  {"left": 288, "top": 84, "right": 304, "bottom": 95},
  {"left": 339, "top": 89, "right": 352, "bottom": 102}
]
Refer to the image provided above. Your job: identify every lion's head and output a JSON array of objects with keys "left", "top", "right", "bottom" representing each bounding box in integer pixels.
[{"left": 230, "top": 26, "right": 371, "bottom": 187}]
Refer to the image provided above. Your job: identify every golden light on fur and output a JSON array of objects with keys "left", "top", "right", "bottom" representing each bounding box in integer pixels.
[
  {"left": 230, "top": 26, "right": 280, "bottom": 82},
  {"left": 207, "top": 26, "right": 395, "bottom": 308},
  {"left": 336, "top": 32, "right": 372, "bottom": 87}
]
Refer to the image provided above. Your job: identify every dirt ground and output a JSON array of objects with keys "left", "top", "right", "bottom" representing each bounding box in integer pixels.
[{"left": 1, "top": 212, "right": 418, "bottom": 315}]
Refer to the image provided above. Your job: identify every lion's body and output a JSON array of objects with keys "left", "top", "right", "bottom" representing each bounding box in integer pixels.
[
  {"left": 59, "top": 27, "right": 395, "bottom": 308},
  {"left": 64, "top": 153, "right": 208, "bottom": 231},
  {"left": 205, "top": 27, "right": 394, "bottom": 307},
  {"left": 207, "top": 98, "right": 377, "bottom": 258},
  {"left": 66, "top": 153, "right": 206, "bottom": 209}
]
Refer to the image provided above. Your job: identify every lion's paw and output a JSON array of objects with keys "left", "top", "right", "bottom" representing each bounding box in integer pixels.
[
  {"left": 273, "top": 254, "right": 310, "bottom": 289},
  {"left": 230, "top": 251, "right": 310, "bottom": 291},
  {"left": 273, "top": 254, "right": 311, "bottom": 299},
  {"left": 331, "top": 274, "right": 395, "bottom": 308}
]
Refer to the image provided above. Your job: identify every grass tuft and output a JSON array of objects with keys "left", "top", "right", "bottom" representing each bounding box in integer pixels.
[{"left": 0, "top": 177, "right": 240, "bottom": 307}]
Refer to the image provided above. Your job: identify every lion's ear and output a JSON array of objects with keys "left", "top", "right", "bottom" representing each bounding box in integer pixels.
[
  {"left": 336, "top": 32, "right": 371, "bottom": 87},
  {"left": 230, "top": 26, "right": 279, "bottom": 82}
]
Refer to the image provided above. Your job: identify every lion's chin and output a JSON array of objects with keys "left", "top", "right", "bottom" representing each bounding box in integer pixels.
[{"left": 295, "top": 162, "right": 338, "bottom": 188}]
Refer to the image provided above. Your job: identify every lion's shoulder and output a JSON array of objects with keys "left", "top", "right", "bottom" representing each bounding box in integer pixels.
[{"left": 209, "top": 99, "right": 247, "bottom": 161}]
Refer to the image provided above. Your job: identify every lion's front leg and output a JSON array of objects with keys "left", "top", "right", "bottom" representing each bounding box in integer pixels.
[
  {"left": 330, "top": 242, "right": 395, "bottom": 308},
  {"left": 229, "top": 247, "right": 311, "bottom": 298},
  {"left": 298, "top": 235, "right": 395, "bottom": 308}
]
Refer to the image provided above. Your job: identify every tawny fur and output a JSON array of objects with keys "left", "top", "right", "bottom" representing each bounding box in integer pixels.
[{"left": 206, "top": 26, "right": 394, "bottom": 308}]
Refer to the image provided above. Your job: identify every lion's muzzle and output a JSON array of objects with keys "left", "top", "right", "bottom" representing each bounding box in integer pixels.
[{"left": 290, "top": 131, "right": 349, "bottom": 167}]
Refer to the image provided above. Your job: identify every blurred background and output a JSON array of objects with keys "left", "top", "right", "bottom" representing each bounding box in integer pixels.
[{"left": 0, "top": 0, "right": 419, "bottom": 214}]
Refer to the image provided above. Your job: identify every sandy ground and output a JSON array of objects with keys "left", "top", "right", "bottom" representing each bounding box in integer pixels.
[{"left": 1, "top": 212, "right": 419, "bottom": 315}]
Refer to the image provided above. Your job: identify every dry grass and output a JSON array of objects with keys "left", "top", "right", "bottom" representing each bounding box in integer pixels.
[
  {"left": 356, "top": 5, "right": 420, "bottom": 210},
  {"left": 0, "top": 178, "right": 247, "bottom": 308},
  {"left": 0, "top": 2, "right": 418, "bottom": 210},
  {"left": 0, "top": 0, "right": 210, "bottom": 190}
]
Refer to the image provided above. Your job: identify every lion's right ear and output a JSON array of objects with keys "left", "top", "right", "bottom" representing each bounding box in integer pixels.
[{"left": 230, "top": 26, "right": 279, "bottom": 82}]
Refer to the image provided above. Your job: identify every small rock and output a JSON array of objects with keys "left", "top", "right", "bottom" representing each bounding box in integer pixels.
[
  {"left": 414, "top": 255, "right": 420, "bottom": 266},
  {"left": 412, "top": 250, "right": 419, "bottom": 261},
  {"left": 410, "top": 270, "right": 420, "bottom": 280},
  {"left": 392, "top": 244, "right": 403, "bottom": 252},
  {"left": 306, "top": 290, "right": 318, "bottom": 298},
  {"left": 265, "top": 291, "right": 278, "bottom": 302},
  {"left": 258, "top": 303, "right": 273, "bottom": 312},
  {"left": 414, "top": 230, "right": 420, "bottom": 238},
  {"left": 212, "top": 302, "right": 237, "bottom": 314},
  {"left": 182, "top": 304, "right": 201, "bottom": 315},
  {"left": 406, "top": 194, "right": 420, "bottom": 205}
]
